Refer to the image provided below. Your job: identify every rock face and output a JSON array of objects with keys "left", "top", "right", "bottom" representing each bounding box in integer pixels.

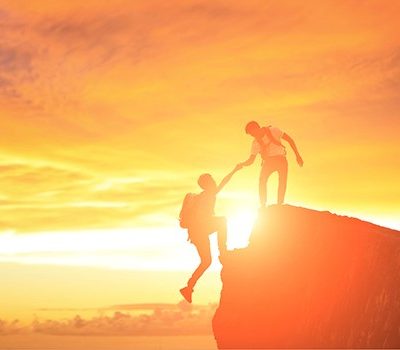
[{"left": 213, "top": 205, "right": 400, "bottom": 349}]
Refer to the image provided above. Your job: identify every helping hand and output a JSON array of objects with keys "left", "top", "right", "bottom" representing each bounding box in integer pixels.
[
  {"left": 234, "top": 163, "right": 244, "bottom": 172},
  {"left": 297, "top": 156, "right": 304, "bottom": 167}
]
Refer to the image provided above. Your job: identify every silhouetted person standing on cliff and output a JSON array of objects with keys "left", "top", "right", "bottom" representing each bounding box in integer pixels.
[
  {"left": 179, "top": 165, "right": 242, "bottom": 303},
  {"left": 239, "top": 121, "right": 303, "bottom": 207}
]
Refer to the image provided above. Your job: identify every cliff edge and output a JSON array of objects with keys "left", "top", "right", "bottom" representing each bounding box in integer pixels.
[{"left": 213, "top": 205, "right": 400, "bottom": 349}]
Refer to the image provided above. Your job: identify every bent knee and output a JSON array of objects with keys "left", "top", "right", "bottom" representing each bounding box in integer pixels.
[
  {"left": 222, "top": 217, "right": 227, "bottom": 224},
  {"left": 216, "top": 217, "right": 227, "bottom": 226},
  {"left": 201, "top": 257, "right": 212, "bottom": 268}
]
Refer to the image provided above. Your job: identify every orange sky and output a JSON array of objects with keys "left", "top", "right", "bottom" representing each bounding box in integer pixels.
[{"left": 0, "top": 0, "right": 399, "bottom": 321}]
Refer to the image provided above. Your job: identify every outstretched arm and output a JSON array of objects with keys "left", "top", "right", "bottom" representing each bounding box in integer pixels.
[
  {"left": 282, "top": 133, "right": 303, "bottom": 166},
  {"left": 217, "top": 164, "right": 242, "bottom": 193},
  {"left": 238, "top": 154, "right": 257, "bottom": 167}
]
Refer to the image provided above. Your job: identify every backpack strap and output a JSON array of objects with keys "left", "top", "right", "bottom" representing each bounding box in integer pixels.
[
  {"left": 264, "top": 126, "right": 284, "bottom": 147},
  {"left": 255, "top": 136, "right": 268, "bottom": 154},
  {"left": 256, "top": 126, "right": 285, "bottom": 161}
]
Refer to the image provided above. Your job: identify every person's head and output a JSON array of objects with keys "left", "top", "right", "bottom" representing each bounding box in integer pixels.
[
  {"left": 197, "top": 173, "right": 217, "bottom": 191},
  {"left": 245, "top": 121, "right": 262, "bottom": 137}
]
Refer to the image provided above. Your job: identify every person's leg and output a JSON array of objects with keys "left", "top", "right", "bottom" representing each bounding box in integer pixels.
[
  {"left": 213, "top": 217, "right": 227, "bottom": 254},
  {"left": 259, "top": 162, "right": 274, "bottom": 207},
  {"left": 187, "top": 237, "right": 212, "bottom": 290},
  {"left": 277, "top": 157, "right": 288, "bottom": 205}
]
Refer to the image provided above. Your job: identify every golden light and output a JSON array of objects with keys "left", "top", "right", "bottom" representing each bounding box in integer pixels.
[
  {"left": 0, "top": 227, "right": 195, "bottom": 271},
  {"left": 227, "top": 209, "right": 257, "bottom": 250}
]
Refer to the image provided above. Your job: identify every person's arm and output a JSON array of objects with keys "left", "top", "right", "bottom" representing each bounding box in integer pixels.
[
  {"left": 282, "top": 133, "right": 303, "bottom": 166},
  {"left": 216, "top": 164, "right": 242, "bottom": 193},
  {"left": 238, "top": 154, "right": 257, "bottom": 167}
]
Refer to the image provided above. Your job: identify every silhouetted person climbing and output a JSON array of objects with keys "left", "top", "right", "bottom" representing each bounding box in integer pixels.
[
  {"left": 179, "top": 165, "right": 242, "bottom": 303},
  {"left": 239, "top": 121, "right": 303, "bottom": 207}
]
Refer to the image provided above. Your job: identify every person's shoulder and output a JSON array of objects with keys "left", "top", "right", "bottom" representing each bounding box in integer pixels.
[
  {"left": 269, "top": 125, "right": 281, "bottom": 132},
  {"left": 270, "top": 126, "right": 283, "bottom": 136},
  {"left": 200, "top": 189, "right": 217, "bottom": 198},
  {"left": 251, "top": 137, "right": 258, "bottom": 148},
  {"left": 251, "top": 136, "right": 257, "bottom": 144}
]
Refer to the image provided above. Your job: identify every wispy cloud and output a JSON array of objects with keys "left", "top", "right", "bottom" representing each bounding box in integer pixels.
[
  {"left": 0, "top": 0, "right": 399, "bottom": 236},
  {"left": 0, "top": 160, "right": 186, "bottom": 232}
]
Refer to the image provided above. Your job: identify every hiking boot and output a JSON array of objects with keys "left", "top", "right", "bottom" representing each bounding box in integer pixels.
[{"left": 180, "top": 286, "right": 193, "bottom": 303}]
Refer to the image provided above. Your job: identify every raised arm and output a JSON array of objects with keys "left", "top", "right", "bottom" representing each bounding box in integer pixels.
[
  {"left": 282, "top": 133, "right": 303, "bottom": 166},
  {"left": 217, "top": 164, "right": 242, "bottom": 193}
]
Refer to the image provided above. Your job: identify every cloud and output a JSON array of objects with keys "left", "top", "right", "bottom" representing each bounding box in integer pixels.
[
  {"left": 0, "top": 0, "right": 399, "bottom": 235},
  {"left": 0, "top": 319, "right": 27, "bottom": 335},
  {"left": 31, "top": 302, "right": 216, "bottom": 336},
  {"left": 0, "top": 160, "right": 187, "bottom": 233},
  {"left": 0, "top": 302, "right": 216, "bottom": 336}
]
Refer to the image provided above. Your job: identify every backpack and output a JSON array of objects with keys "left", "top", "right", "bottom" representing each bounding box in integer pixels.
[
  {"left": 179, "top": 193, "right": 199, "bottom": 229},
  {"left": 256, "top": 126, "right": 286, "bottom": 160}
]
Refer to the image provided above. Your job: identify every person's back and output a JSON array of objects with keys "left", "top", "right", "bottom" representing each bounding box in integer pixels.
[
  {"left": 187, "top": 190, "right": 217, "bottom": 245},
  {"left": 196, "top": 190, "right": 216, "bottom": 219},
  {"left": 251, "top": 126, "right": 286, "bottom": 158}
]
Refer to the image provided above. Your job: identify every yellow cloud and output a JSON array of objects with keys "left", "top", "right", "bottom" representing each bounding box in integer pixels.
[{"left": 0, "top": 0, "right": 399, "bottom": 235}]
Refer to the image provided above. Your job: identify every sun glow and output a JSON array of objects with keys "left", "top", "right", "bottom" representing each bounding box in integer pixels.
[
  {"left": 227, "top": 209, "right": 257, "bottom": 250},
  {"left": 0, "top": 227, "right": 196, "bottom": 271}
]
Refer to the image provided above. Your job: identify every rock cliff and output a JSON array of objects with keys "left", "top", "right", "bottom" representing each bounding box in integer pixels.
[{"left": 213, "top": 205, "right": 400, "bottom": 348}]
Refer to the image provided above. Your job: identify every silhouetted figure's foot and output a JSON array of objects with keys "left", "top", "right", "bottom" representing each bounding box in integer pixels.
[{"left": 180, "top": 286, "right": 193, "bottom": 303}]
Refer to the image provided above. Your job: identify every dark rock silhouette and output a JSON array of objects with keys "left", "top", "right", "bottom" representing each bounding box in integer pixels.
[{"left": 213, "top": 205, "right": 400, "bottom": 349}]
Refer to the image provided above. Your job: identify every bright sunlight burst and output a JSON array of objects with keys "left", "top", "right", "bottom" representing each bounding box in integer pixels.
[{"left": 227, "top": 209, "right": 257, "bottom": 250}]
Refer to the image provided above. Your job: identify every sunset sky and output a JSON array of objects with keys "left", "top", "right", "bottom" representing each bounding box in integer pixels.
[{"left": 1, "top": 0, "right": 399, "bottom": 322}]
